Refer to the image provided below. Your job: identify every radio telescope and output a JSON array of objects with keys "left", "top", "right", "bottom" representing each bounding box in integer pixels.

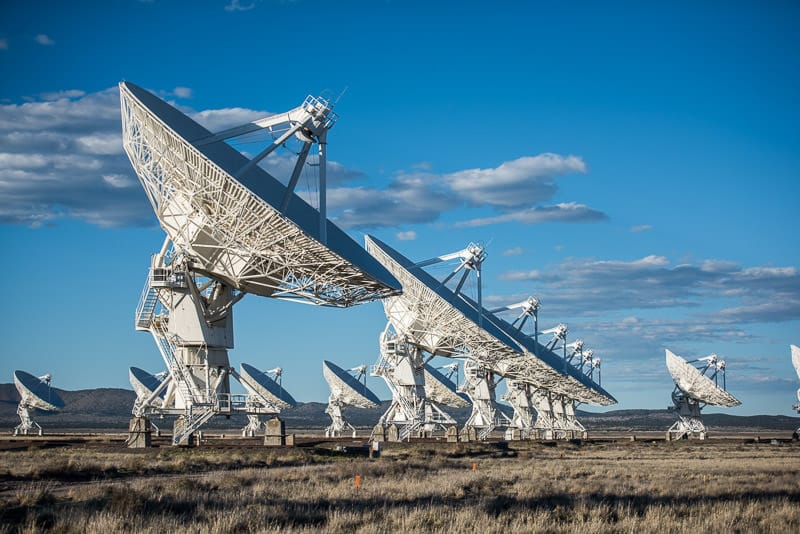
[
  {"left": 13, "top": 371, "right": 64, "bottom": 436},
  {"left": 129, "top": 367, "right": 167, "bottom": 424},
  {"left": 129, "top": 367, "right": 166, "bottom": 407},
  {"left": 238, "top": 364, "right": 296, "bottom": 437},
  {"left": 791, "top": 345, "right": 800, "bottom": 438},
  {"left": 665, "top": 349, "right": 741, "bottom": 440},
  {"left": 120, "top": 82, "right": 401, "bottom": 445},
  {"left": 322, "top": 360, "right": 380, "bottom": 437},
  {"left": 365, "top": 235, "right": 614, "bottom": 441},
  {"left": 492, "top": 301, "right": 598, "bottom": 439}
]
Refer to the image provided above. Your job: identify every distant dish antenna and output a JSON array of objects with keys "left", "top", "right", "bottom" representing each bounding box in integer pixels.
[
  {"left": 322, "top": 360, "right": 380, "bottom": 437},
  {"left": 13, "top": 371, "right": 65, "bottom": 436},
  {"left": 665, "top": 349, "right": 741, "bottom": 440},
  {"left": 237, "top": 363, "right": 297, "bottom": 437},
  {"left": 129, "top": 367, "right": 167, "bottom": 409},
  {"left": 119, "top": 82, "right": 400, "bottom": 445}
]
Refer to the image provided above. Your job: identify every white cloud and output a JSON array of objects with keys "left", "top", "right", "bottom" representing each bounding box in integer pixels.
[
  {"left": 444, "top": 154, "right": 587, "bottom": 209},
  {"left": 0, "top": 87, "right": 160, "bottom": 226},
  {"left": 455, "top": 202, "right": 608, "bottom": 227},
  {"left": 503, "top": 246, "right": 523, "bottom": 256},
  {"left": 631, "top": 224, "right": 652, "bottom": 233},
  {"left": 35, "top": 34, "right": 55, "bottom": 46},
  {"left": 190, "top": 107, "right": 267, "bottom": 131},
  {"left": 173, "top": 86, "right": 192, "bottom": 98},
  {"left": 396, "top": 231, "right": 417, "bottom": 241},
  {"left": 328, "top": 174, "right": 458, "bottom": 229},
  {"left": 39, "top": 90, "right": 85, "bottom": 101},
  {"left": 102, "top": 174, "right": 136, "bottom": 188},
  {"left": 496, "top": 254, "right": 800, "bottom": 325},
  {"left": 225, "top": 0, "right": 256, "bottom": 11}
]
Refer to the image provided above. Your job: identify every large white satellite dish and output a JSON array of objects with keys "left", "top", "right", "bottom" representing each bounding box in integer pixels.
[
  {"left": 120, "top": 82, "right": 401, "bottom": 445},
  {"left": 323, "top": 360, "right": 380, "bottom": 437},
  {"left": 665, "top": 349, "right": 741, "bottom": 440},
  {"left": 13, "top": 370, "right": 65, "bottom": 436},
  {"left": 120, "top": 82, "right": 401, "bottom": 304}
]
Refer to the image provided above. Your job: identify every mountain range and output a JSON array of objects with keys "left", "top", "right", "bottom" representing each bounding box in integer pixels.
[{"left": 2, "top": 383, "right": 798, "bottom": 432}]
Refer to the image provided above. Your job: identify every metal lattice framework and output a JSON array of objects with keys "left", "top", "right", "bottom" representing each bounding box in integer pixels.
[
  {"left": 365, "top": 235, "right": 615, "bottom": 406},
  {"left": 120, "top": 82, "right": 400, "bottom": 307},
  {"left": 120, "top": 82, "right": 402, "bottom": 445},
  {"left": 666, "top": 350, "right": 740, "bottom": 407},
  {"left": 665, "top": 349, "right": 741, "bottom": 440}
]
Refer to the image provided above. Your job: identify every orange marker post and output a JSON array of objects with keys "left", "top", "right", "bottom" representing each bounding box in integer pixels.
[
  {"left": 472, "top": 462, "right": 477, "bottom": 472},
  {"left": 355, "top": 474, "right": 361, "bottom": 490}
]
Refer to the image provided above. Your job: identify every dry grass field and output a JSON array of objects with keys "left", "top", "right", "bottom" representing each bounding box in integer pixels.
[{"left": 0, "top": 436, "right": 798, "bottom": 533}]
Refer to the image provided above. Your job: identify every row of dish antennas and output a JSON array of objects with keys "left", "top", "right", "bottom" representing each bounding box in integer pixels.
[
  {"left": 492, "top": 296, "right": 603, "bottom": 383},
  {"left": 418, "top": 240, "right": 603, "bottom": 380},
  {"left": 11, "top": 370, "right": 65, "bottom": 436}
]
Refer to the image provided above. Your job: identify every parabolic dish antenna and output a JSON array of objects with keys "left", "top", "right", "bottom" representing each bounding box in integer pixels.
[
  {"left": 364, "top": 235, "right": 615, "bottom": 406},
  {"left": 129, "top": 367, "right": 166, "bottom": 401},
  {"left": 14, "top": 371, "right": 64, "bottom": 412},
  {"left": 323, "top": 360, "right": 380, "bottom": 437},
  {"left": 239, "top": 363, "right": 297, "bottom": 411},
  {"left": 13, "top": 370, "right": 64, "bottom": 436},
  {"left": 119, "top": 81, "right": 401, "bottom": 306},
  {"left": 323, "top": 360, "right": 381, "bottom": 408},
  {"left": 424, "top": 364, "right": 470, "bottom": 408},
  {"left": 664, "top": 349, "right": 740, "bottom": 440},
  {"left": 665, "top": 349, "right": 740, "bottom": 407},
  {"left": 121, "top": 81, "right": 401, "bottom": 445}
]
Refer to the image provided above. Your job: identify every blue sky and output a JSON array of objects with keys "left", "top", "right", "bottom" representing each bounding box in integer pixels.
[{"left": 1, "top": 1, "right": 798, "bottom": 416}]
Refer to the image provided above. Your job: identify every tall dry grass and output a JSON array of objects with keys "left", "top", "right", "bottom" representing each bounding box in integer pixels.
[{"left": 1, "top": 439, "right": 798, "bottom": 533}]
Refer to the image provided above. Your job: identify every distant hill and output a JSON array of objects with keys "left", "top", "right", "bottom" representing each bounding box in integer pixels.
[{"left": 1, "top": 383, "right": 798, "bottom": 432}]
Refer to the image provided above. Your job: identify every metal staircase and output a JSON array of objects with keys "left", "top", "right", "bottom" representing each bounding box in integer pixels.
[
  {"left": 172, "top": 404, "right": 217, "bottom": 445},
  {"left": 135, "top": 275, "right": 158, "bottom": 331}
]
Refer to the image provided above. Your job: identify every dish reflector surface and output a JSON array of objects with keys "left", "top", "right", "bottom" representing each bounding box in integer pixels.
[
  {"left": 665, "top": 349, "right": 741, "bottom": 407},
  {"left": 129, "top": 367, "right": 165, "bottom": 400},
  {"left": 365, "top": 235, "right": 615, "bottom": 405},
  {"left": 119, "top": 81, "right": 400, "bottom": 306},
  {"left": 792, "top": 344, "right": 800, "bottom": 381},
  {"left": 240, "top": 363, "right": 297, "bottom": 410},
  {"left": 13, "top": 370, "right": 65, "bottom": 411},
  {"left": 322, "top": 360, "right": 380, "bottom": 408},
  {"left": 424, "top": 364, "right": 470, "bottom": 408}
]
